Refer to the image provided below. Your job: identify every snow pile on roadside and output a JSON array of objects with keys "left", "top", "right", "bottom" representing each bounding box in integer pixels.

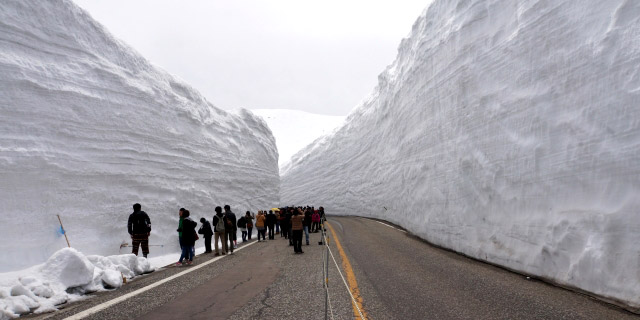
[
  {"left": 0, "top": 0, "right": 279, "bottom": 273},
  {"left": 282, "top": 0, "right": 640, "bottom": 308},
  {"left": 0, "top": 248, "right": 154, "bottom": 319},
  {"left": 250, "top": 109, "right": 346, "bottom": 168}
]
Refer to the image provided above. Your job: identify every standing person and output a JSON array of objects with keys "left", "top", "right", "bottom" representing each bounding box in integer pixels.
[
  {"left": 275, "top": 209, "right": 281, "bottom": 234},
  {"left": 245, "top": 211, "right": 254, "bottom": 240},
  {"left": 291, "top": 209, "right": 304, "bottom": 254},
  {"left": 198, "top": 217, "right": 214, "bottom": 253},
  {"left": 286, "top": 208, "right": 294, "bottom": 246},
  {"left": 238, "top": 213, "right": 248, "bottom": 242},
  {"left": 224, "top": 205, "right": 237, "bottom": 254},
  {"left": 177, "top": 208, "right": 185, "bottom": 249},
  {"left": 266, "top": 210, "right": 276, "bottom": 240},
  {"left": 312, "top": 210, "right": 320, "bottom": 233},
  {"left": 303, "top": 208, "right": 312, "bottom": 245},
  {"left": 279, "top": 210, "right": 286, "bottom": 238},
  {"left": 128, "top": 203, "right": 151, "bottom": 258},
  {"left": 212, "top": 206, "right": 227, "bottom": 256},
  {"left": 178, "top": 210, "right": 197, "bottom": 265},
  {"left": 256, "top": 211, "right": 266, "bottom": 242}
]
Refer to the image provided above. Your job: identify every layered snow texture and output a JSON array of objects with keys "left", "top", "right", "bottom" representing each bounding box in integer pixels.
[
  {"left": 250, "top": 109, "right": 345, "bottom": 168},
  {"left": 0, "top": 248, "right": 153, "bottom": 319},
  {"left": 282, "top": 0, "right": 640, "bottom": 307},
  {"left": 0, "top": 0, "right": 279, "bottom": 273}
]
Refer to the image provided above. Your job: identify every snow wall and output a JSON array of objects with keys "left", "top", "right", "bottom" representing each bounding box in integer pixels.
[
  {"left": 0, "top": 0, "right": 279, "bottom": 272},
  {"left": 281, "top": 0, "right": 640, "bottom": 308}
]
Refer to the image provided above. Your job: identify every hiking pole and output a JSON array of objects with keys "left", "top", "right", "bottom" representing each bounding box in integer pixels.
[{"left": 57, "top": 214, "right": 71, "bottom": 248}]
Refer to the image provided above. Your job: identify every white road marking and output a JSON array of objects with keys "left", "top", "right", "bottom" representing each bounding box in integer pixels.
[
  {"left": 375, "top": 220, "right": 407, "bottom": 233},
  {"left": 64, "top": 241, "right": 258, "bottom": 320}
]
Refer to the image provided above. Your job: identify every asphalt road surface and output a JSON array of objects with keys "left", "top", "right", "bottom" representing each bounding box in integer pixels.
[
  {"left": 325, "top": 216, "right": 639, "bottom": 320},
  {"left": 25, "top": 217, "right": 639, "bottom": 320}
]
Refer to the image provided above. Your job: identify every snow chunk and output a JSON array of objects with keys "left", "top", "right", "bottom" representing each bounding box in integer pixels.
[
  {"left": 101, "top": 269, "right": 123, "bottom": 289},
  {"left": 41, "top": 248, "right": 94, "bottom": 291}
]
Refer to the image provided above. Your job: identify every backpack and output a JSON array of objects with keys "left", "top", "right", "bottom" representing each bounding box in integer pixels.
[
  {"left": 133, "top": 212, "right": 150, "bottom": 233},
  {"left": 215, "top": 215, "right": 225, "bottom": 232}
]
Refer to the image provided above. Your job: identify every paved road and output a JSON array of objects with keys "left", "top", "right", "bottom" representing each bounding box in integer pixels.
[
  {"left": 325, "top": 216, "right": 639, "bottom": 320},
  {"left": 25, "top": 217, "right": 639, "bottom": 320},
  {"left": 26, "top": 230, "right": 352, "bottom": 320}
]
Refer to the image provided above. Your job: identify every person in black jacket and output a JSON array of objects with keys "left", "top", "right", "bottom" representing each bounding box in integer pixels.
[
  {"left": 127, "top": 203, "right": 151, "bottom": 258},
  {"left": 198, "top": 217, "right": 214, "bottom": 253},
  {"left": 237, "top": 214, "right": 248, "bottom": 242},
  {"left": 212, "top": 206, "right": 227, "bottom": 256},
  {"left": 266, "top": 210, "right": 277, "bottom": 240},
  {"left": 303, "top": 207, "right": 312, "bottom": 245},
  {"left": 224, "top": 205, "right": 237, "bottom": 253},
  {"left": 178, "top": 210, "right": 197, "bottom": 266}
]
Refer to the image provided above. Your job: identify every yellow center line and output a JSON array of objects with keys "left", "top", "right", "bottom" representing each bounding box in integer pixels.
[{"left": 326, "top": 222, "right": 368, "bottom": 320}]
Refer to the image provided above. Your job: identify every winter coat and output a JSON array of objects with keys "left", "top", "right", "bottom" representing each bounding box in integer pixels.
[
  {"left": 291, "top": 214, "right": 304, "bottom": 231},
  {"left": 303, "top": 212, "right": 312, "bottom": 227},
  {"left": 128, "top": 210, "right": 151, "bottom": 235},
  {"left": 177, "top": 217, "right": 184, "bottom": 237},
  {"left": 237, "top": 216, "right": 247, "bottom": 228},
  {"left": 266, "top": 212, "right": 277, "bottom": 226},
  {"left": 212, "top": 213, "right": 227, "bottom": 233},
  {"left": 312, "top": 213, "right": 321, "bottom": 223},
  {"left": 225, "top": 211, "right": 237, "bottom": 231},
  {"left": 198, "top": 220, "right": 214, "bottom": 237},
  {"left": 256, "top": 214, "right": 266, "bottom": 228},
  {"left": 246, "top": 215, "right": 254, "bottom": 228},
  {"left": 181, "top": 217, "right": 198, "bottom": 246}
]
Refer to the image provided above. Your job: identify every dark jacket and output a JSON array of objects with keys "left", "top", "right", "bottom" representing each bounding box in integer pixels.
[
  {"left": 212, "top": 213, "right": 227, "bottom": 233},
  {"left": 128, "top": 210, "right": 151, "bottom": 235},
  {"left": 198, "top": 220, "right": 214, "bottom": 237},
  {"left": 181, "top": 217, "right": 198, "bottom": 246},
  {"left": 266, "top": 212, "right": 277, "bottom": 226},
  {"left": 303, "top": 212, "right": 312, "bottom": 227},
  {"left": 237, "top": 216, "right": 247, "bottom": 228},
  {"left": 225, "top": 211, "right": 237, "bottom": 231}
]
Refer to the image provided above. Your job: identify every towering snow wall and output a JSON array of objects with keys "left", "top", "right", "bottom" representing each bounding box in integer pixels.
[
  {"left": 282, "top": 0, "right": 640, "bottom": 307},
  {"left": 0, "top": 0, "right": 279, "bottom": 272}
]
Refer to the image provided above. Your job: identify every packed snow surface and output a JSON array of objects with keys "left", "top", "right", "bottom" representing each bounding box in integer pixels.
[
  {"left": 0, "top": 0, "right": 279, "bottom": 273},
  {"left": 250, "top": 109, "right": 345, "bottom": 168},
  {"left": 282, "top": 0, "right": 640, "bottom": 307},
  {"left": 0, "top": 248, "right": 154, "bottom": 319}
]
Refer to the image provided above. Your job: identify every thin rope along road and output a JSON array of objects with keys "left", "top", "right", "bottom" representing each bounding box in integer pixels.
[
  {"left": 63, "top": 241, "right": 258, "bottom": 320},
  {"left": 326, "top": 221, "right": 368, "bottom": 320}
]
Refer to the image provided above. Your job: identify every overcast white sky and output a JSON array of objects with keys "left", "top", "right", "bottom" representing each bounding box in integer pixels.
[{"left": 73, "top": 0, "right": 430, "bottom": 116}]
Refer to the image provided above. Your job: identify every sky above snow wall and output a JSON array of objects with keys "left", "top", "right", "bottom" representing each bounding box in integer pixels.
[
  {"left": 281, "top": 0, "right": 640, "bottom": 308},
  {"left": 0, "top": 0, "right": 279, "bottom": 272}
]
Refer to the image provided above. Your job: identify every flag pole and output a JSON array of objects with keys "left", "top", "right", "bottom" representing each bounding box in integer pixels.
[{"left": 57, "top": 214, "right": 71, "bottom": 248}]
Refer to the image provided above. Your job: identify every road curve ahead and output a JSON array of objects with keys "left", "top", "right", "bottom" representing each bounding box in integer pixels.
[{"left": 325, "top": 216, "right": 638, "bottom": 320}]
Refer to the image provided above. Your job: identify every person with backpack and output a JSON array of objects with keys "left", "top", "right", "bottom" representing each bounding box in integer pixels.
[
  {"left": 177, "top": 210, "right": 197, "bottom": 265},
  {"left": 224, "top": 205, "right": 237, "bottom": 254},
  {"left": 198, "top": 217, "right": 214, "bottom": 253},
  {"left": 266, "top": 210, "right": 277, "bottom": 240},
  {"left": 212, "top": 206, "right": 227, "bottom": 256},
  {"left": 127, "top": 203, "right": 151, "bottom": 258},
  {"left": 238, "top": 213, "right": 248, "bottom": 242},
  {"left": 246, "top": 211, "right": 254, "bottom": 240}
]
